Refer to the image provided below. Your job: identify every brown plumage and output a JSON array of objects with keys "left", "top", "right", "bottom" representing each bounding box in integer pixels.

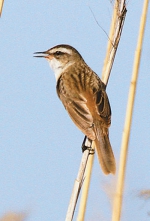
[{"left": 34, "top": 44, "right": 116, "bottom": 174}]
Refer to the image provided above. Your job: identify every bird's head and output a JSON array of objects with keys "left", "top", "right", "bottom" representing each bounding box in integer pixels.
[{"left": 34, "top": 44, "right": 83, "bottom": 81}]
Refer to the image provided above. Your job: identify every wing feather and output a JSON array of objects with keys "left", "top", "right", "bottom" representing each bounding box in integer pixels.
[
  {"left": 95, "top": 89, "right": 111, "bottom": 127},
  {"left": 64, "top": 98, "right": 95, "bottom": 140}
]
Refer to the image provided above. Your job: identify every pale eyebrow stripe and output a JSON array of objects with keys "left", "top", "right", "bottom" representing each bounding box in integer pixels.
[{"left": 50, "top": 48, "right": 72, "bottom": 55}]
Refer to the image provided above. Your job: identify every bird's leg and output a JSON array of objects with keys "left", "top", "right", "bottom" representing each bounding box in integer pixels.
[{"left": 81, "top": 136, "right": 95, "bottom": 154}]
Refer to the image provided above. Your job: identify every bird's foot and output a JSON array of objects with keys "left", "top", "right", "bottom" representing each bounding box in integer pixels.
[
  {"left": 81, "top": 136, "right": 95, "bottom": 154},
  {"left": 82, "top": 145, "right": 95, "bottom": 154}
]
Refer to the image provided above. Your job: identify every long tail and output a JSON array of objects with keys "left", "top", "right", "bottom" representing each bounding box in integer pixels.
[{"left": 94, "top": 123, "right": 116, "bottom": 175}]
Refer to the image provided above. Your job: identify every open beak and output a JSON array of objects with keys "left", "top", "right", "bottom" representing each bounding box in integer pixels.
[
  {"left": 33, "top": 51, "right": 49, "bottom": 58},
  {"left": 33, "top": 51, "right": 54, "bottom": 60}
]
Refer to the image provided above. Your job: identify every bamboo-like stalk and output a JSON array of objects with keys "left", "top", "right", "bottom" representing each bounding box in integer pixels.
[
  {"left": 102, "top": 0, "right": 127, "bottom": 85},
  {"left": 76, "top": 6, "right": 117, "bottom": 219},
  {"left": 65, "top": 139, "right": 92, "bottom": 221},
  {"left": 101, "top": 0, "right": 118, "bottom": 83},
  {"left": 76, "top": 143, "right": 95, "bottom": 221},
  {"left": 112, "top": 0, "right": 149, "bottom": 220},
  {"left": 0, "top": 0, "right": 4, "bottom": 17},
  {"left": 76, "top": 1, "right": 127, "bottom": 221}
]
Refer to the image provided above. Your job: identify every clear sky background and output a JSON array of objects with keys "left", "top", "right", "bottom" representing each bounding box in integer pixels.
[{"left": 0, "top": 1, "right": 150, "bottom": 221}]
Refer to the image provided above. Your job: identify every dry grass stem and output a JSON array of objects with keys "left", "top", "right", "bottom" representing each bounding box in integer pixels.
[
  {"left": 65, "top": 138, "right": 92, "bottom": 221},
  {"left": 0, "top": 0, "right": 4, "bottom": 16},
  {"left": 76, "top": 1, "right": 127, "bottom": 221},
  {"left": 76, "top": 143, "right": 95, "bottom": 221},
  {"left": 102, "top": 0, "right": 127, "bottom": 85},
  {"left": 112, "top": 0, "right": 149, "bottom": 220}
]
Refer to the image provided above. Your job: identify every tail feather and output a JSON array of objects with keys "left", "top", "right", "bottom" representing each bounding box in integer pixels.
[{"left": 94, "top": 122, "right": 116, "bottom": 174}]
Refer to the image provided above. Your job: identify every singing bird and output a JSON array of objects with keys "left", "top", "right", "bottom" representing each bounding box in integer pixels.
[{"left": 34, "top": 44, "right": 116, "bottom": 174}]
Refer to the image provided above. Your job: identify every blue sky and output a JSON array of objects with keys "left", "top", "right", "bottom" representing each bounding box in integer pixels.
[{"left": 0, "top": 1, "right": 150, "bottom": 221}]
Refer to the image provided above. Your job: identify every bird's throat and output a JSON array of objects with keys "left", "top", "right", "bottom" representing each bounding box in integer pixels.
[{"left": 48, "top": 59, "right": 75, "bottom": 82}]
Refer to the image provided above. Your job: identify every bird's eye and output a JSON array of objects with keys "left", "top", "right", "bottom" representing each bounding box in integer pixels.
[{"left": 54, "top": 51, "right": 63, "bottom": 56}]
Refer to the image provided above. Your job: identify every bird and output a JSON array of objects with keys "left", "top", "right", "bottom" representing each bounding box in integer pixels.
[{"left": 34, "top": 44, "right": 116, "bottom": 174}]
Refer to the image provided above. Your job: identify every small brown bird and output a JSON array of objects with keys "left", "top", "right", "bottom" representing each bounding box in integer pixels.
[{"left": 34, "top": 44, "right": 116, "bottom": 174}]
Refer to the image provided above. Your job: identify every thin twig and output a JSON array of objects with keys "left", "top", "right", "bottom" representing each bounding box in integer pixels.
[{"left": 89, "top": 6, "right": 113, "bottom": 46}]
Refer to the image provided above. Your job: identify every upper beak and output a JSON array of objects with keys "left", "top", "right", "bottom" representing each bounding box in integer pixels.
[{"left": 33, "top": 50, "right": 49, "bottom": 58}]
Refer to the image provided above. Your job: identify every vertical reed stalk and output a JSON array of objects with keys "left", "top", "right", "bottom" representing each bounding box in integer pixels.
[
  {"left": 77, "top": 1, "right": 127, "bottom": 220},
  {"left": 112, "top": 1, "right": 149, "bottom": 220}
]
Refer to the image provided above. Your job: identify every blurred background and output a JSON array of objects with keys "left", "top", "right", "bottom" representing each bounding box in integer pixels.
[{"left": 0, "top": 1, "right": 150, "bottom": 220}]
